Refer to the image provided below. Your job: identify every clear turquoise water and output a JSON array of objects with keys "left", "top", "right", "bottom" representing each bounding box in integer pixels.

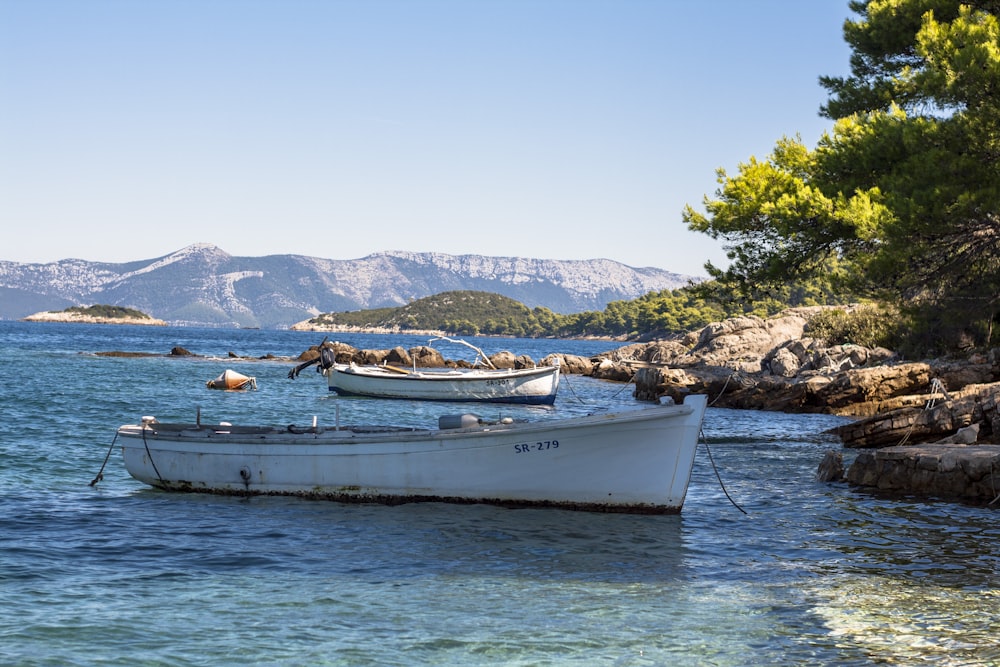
[{"left": 1, "top": 321, "right": 998, "bottom": 666}]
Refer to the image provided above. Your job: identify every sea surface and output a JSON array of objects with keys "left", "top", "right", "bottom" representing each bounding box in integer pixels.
[{"left": 1, "top": 321, "right": 998, "bottom": 666}]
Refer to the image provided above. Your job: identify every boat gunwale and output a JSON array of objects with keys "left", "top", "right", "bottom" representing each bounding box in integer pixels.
[
  {"left": 115, "top": 395, "right": 708, "bottom": 514},
  {"left": 117, "top": 402, "right": 697, "bottom": 445}
]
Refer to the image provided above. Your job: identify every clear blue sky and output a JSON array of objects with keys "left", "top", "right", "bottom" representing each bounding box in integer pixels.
[{"left": 1, "top": 0, "right": 853, "bottom": 277}]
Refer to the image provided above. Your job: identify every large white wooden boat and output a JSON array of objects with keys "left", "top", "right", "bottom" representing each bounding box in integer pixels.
[
  {"left": 116, "top": 394, "right": 708, "bottom": 514},
  {"left": 289, "top": 337, "right": 560, "bottom": 404}
]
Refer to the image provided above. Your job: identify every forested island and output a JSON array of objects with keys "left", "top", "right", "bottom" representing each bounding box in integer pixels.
[{"left": 23, "top": 305, "right": 167, "bottom": 326}]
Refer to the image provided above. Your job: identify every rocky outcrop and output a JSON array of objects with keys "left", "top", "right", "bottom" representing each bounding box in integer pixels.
[
  {"left": 545, "top": 354, "right": 594, "bottom": 375},
  {"left": 630, "top": 361, "right": 938, "bottom": 415},
  {"left": 604, "top": 309, "right": 831, "bottom": 372},
  {"left": 844, "top": 444, "right": 1000, "bottom": 504},
  {"left": 613, "top": 309, "right": 905, "bottom": 410},
  {"left": 829, "top": 381, "right": 1000, "bottom": 447},
  {"left": 602, "top": 310, "right": 1000, "bottom": 453}
]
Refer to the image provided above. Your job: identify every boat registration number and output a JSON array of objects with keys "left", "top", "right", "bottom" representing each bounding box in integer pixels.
[
  {"left": 485, "top": 378, "right": 511, "bottom": 386},
  {"left": 514, "top": 440, "right": 559, "bottom": 453}
]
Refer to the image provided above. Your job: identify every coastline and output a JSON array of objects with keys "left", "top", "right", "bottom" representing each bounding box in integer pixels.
[
  {"left": 288, "top": 322, "right": 448, "bottom": 336},
  {"left": 287, "top": 320, "right": 624, "bottom": 342}
]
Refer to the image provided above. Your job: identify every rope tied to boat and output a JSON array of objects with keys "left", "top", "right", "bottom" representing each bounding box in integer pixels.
[
  {"left": 141, "top": 424, "right": 166, "bottom": 484},
  {"left": 700, "top": 428, "right": 748, "bottom": 515},
  {"left": 89, "top": 431, "right": 119, "bottom": 487},
  {"left": 709, "top": 369, "right": 754, "bottom": 407},
  {"left": 989, "top": 462, "right": 1000, "bottom": 507}
]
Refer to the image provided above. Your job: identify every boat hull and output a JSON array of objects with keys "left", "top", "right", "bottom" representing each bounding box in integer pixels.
[
  {"left": 117, "top": 395, "right": 707, "bottom": 514},
  {"left": 325, "top": 364, "right": 560, "bottom": 405}
]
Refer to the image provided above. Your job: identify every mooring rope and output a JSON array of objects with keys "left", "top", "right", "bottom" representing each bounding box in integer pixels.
[
  {"left": 89, "top": 432, "right": 119, "bottom": 487},
  {"left": 700, "top": 428, "right": 747, "bottom": 514},
  {"left": 140, "top": 425, "right": 165, "bottom": 483},
  {"left": 896, "top": 377, "right": 952, "bottom": 446},
  {"left": 989, "top": 462, "right": 1000, "bottom": 507},
  {"left": 557, "top": 370, "right": 588, "bottom": 405},
  {"left": 608, "top": 372, "right": 638, "bottom": 399},
  {"left": 709, "top": 369, "right": 754, "bottom": 407},
  {"left": 709, "top": 372, "right": 734, "bottom": 407},
  {"left": 558, "top": 368, "right": 637, "bottom": 406}
]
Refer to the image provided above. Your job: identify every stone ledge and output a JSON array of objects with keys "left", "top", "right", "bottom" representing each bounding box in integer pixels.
[{"left": 845, "top": 444, "right": 1000, "bottom": 504}]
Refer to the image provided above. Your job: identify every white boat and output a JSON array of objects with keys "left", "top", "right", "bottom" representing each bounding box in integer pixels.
[
  {"left": 324, "top": 363, "right": 560, "bottom": 404},
  {"left": 289, "top": 337, "right": 560, "bottom": 405},
  {"left": 116, "top": 394, "right": 708, "bottom": 514}
]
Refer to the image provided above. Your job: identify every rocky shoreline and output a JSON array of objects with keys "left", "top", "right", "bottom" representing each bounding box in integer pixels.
[{"left": 289, "top": 322, "right": 448, "bottom": 336}]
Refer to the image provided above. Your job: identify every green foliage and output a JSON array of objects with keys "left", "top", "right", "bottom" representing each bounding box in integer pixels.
[
  {"left": 688, "top": 263, "right": 857, "bottom": 318},
  {"left": 685, "top": 0, "right": 1000, "bottom": 356},
  {"left": 306, "top": 284, "right": 857, "bottom": 340},
  {"left": 682, "top": 134, "right": 890, "bottom": 297},
  {"left": 897, "top": 300, "right": 1000, "bottom": 357},
  {"left": 309, "top": 291, "right": 535, "bottom": 334},
  {"left": 804, "top": 304, "right": 902, "bottom": 349},
  {"left": 66, "top": 304, "right": 151, "bottom": 320}
]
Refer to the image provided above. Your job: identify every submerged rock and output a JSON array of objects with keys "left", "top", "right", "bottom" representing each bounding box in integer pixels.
[{"left": 816, "top": 450, "right": 845, "bottom": 483}]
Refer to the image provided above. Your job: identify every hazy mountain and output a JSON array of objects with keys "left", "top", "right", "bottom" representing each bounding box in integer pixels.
[{"left": 0, "top": 243, "right": 698, "bottom": 328}]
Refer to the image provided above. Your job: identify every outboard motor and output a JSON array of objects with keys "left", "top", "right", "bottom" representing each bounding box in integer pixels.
[
  {"left": 318, "top": 345, "right": 337, "bottom": 371},
  {"left": 287, "top": 337, "right": 337, "bottom": 380}
]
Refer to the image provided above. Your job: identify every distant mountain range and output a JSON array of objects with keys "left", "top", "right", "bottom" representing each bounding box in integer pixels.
[{"left": 0, "top": 243, "right": 698, "bottom": 328}]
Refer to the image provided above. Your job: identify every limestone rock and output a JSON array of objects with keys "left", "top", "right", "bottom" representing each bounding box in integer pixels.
[
  {"left": 935, "top": 423, "right": 980, "bottom": 445},
  {"left": 489, "top": 350, "right": 518, "bottom": 369},
  {"left": 816, "top": 450, "right": 845, "bottom": 482},
  {"left": 769, "top": 347, "right": 802, "bottom": 377},
  {"left": 831, "top": 382, "right": 999, "bottom": 447},
  {"left": 490, "top": 350, "right": 536, "bottom": 369},
  {"left": 846, "top": 444, "right": 1000, "bottom": 503},
  {"left": 691, "top": 313, "right": 809, "bottom": 372},
  {"left": 591, "top": 358, "right": 634, "bottom": 382},
  {"left": 409, "top": 346, "right": 446, "bottom": 368},
  {"left": 513, "top": 354, "right": 537, "bottom": 370},
  {"left": 542, "top": 353, "right": 593, "bottom": 375}
]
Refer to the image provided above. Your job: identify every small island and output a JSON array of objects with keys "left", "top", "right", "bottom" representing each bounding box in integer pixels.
[{"left": 22, "top": 305, "right": 167, "bottom": 326}]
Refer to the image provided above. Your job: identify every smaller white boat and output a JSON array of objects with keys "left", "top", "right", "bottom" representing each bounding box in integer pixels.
[
  {"left": 206, "top": 369, "right": 257, "bottom": 391},
  {"left": 325, "top": 363, "right": 559, "bottom": 404},
  {"left": 115, "top": 394, "right": 708, "bottom": 514},
  {"left": 289, "top": 337, "right": 560, "bottom": 404}
]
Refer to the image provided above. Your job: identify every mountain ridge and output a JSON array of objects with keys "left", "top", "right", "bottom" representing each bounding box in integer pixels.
[{"left": 0, "top": 243, "right": 698, "bottom": 328}]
